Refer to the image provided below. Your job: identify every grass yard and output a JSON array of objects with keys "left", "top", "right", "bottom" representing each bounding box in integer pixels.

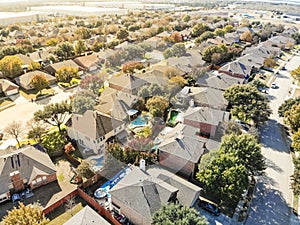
[
  {"left": 47, "top": 203, "right": 84, "bottom": 225},
  {"left": 19, "top": 87, "right": 55, "bottom": 100},
  {"left": 16, "top": 139, "right": 37, "bottom": 148}
]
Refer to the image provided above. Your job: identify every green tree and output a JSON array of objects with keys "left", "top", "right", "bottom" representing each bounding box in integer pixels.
[
  {"left": 249, "top": 79, "right": 268, "bottom": 91},
  {"left": 284, "top": 103, "right": 300, "bottom": 133},
  {"left": 72, "top": 94, "right": 95, "bottom": 115},
  {"left": 3, "top": 202, "right": 49, "bottom": 225},
  {"left": 55, "top": 66, "right": 79, "bottom": 83},
  {"left": 171, "top": 43, "right": 186, "bottom": 57},
  {"left": 76, "top": 160, "right": 95, "bottom": 179},
  {"left": 214, "top": 28, "right": 225, "bottom": 37},
  {"left": 137, "top": 83, "right": 165, "bottom": 98},
  {"left": 224, "top": 84, "right": 271, "bottom": 125},
  {"left": 196, "top": 153, "right": 248, "bottom": 208},
  {"left": 146, "top": 96, "right": 169, "bottom": 117},
  {"left": 79, "top": 75, "right": 103, "bottom": 95},
  {"left": 224, "top": 121, "right": 242, "bottom": 135},
  {"left": 46, "top": 38, "right": 58, "bottom": 46},
  {"left": 28, "top": 61, "right": 41, "bottom": 71},
  {"left": 54, "top": 42, "right": 74, "bottom": 60},
  {"left": 116, "top": 29, "right": 129, "bottom": 40},
  {"left": 34, "top": 101, "right": 72, "bottom": 134},
  {"left": 201, "top": 44, "right": 228, "bottom": 63},
  {"left": 219, "top": 134, "right": 265, "bottom": 176},
  {"left": 278, "top": 97, "right": 300, "bottom": 117},
  {"left": 292, "top": 129, "right": 300, "bottom": 152},
  {"left": 291, "top": 157, "right": 300, "bottom": 195},
  {"left": 224, "top": 24, "right": 234, "bottom": 33},
  {"left": 42, "top": 129, "right": 67, "bottom": 157},
  {"left": 292, "top": 33, "right": 300, "bottom": 45},
  {"left": 0, "top": 55, "right": 23, "bottom": 78},
  {"left": 263, "top": 57, "right": 277, "bottom": 68},
  {"left": 74, "top": 40, "right": 87, "bottom": 56},
  {"left": 291, "top": 65, "right": 300, "bottom": 80},
  {"left": 30, "top": 74, "right": 49, "bottom": 95},
  {"left": 4, "top": 121, "right": 23, "bottom": 148},
  {"left": 195, "top": 31, "right": 214, "bottom": 44},
  {"left": 75, "top": 27, "right": 91, "bottom": 39},
  {"left": 191, "top": 23, "right": 210, "bottom": 37},
  {"left": 152, "top": 203, "right": 208, "bottom": 225},
  {"left": 27, "top": 119, "right": 47, "bottom": 143},
  {"left": 182, "top": 14, "right": 191, "bottom": 23}
]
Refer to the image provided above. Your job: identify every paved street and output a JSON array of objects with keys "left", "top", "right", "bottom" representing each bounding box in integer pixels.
[
  {"left": 246, "top": 55, "right": 300, "bottom": 225},
  {"left": 0, "top": 85, "right": 76, "bottom": 141}
]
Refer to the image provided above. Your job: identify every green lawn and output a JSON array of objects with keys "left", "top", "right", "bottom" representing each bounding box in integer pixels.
[{"left": 47, "top": 203, "right": 83, "bottom": 225}]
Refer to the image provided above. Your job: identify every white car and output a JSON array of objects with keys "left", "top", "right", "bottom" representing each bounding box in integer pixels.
[{"left": 271, "top": 83, "right": 277, "bottom": 89}]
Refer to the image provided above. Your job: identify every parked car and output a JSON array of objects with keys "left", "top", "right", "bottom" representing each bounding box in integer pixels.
[
  {"left": 198, "top": 197, "right": 220, "bottom": 216},
  {"left": 271, "top": 83, "right": 278, "bottom": 89},
  {"left": 11, "top": 193, "right": 21, "bottom": 204}
]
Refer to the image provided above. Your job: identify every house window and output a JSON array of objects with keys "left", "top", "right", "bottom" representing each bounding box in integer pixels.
[
  {"left": 42, "top": 176, "right": 47, "bottom": 181},
  {"left": 36, "top": 177, "right": 42, "bottom": 184},
  {"left": 32, "top": 180, "right": 37, "bottom": 186}
]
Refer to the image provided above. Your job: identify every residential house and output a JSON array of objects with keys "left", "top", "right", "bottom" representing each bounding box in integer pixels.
[
  {"left": 15, "top": 71, "right": 56, "bottom": 90},
  {"left": 67, "top": 110, "right": 124, "bottom": 155},
  {"left": 196, "top": 71, "right": 245, "bottom": 91},
  {"left": 264, "top": 35, "right": 295, "bottom": 50},
  {"left": 109, "top": 164, "right": 201, "bottom": 225},
  {"left": 183, "top": 106, "right": 229, "bottom": 140},
  {"left": 166, "top": 49, "right": 205, "bottom": 73},
  {"left": 282, "top": 26, "right": 299, "bottom": 37},
  {"left": 224, "top": 32, "right": 240, "bottom": 45},
  {"left": 28, "top": 49, "right": 51, "bottom": 66},
  {"left": 9, "top": 30, "right": 26, "bottom": 39},
  {"left": 0, "top": 79, "right": 19, "bottom": 96},
  {"left": 237, "top": 53, "right": 265, "bottom": 71},
  {"left": 0, "top": 146, "right": 57, "bottom": 203},
  {"left": 73, "top": 53, "right": 100, "bottom": 72},
  {"left": 108, "top": 73, "right": 149, "bottom": 95},
  {"left": 44, "top": 60, "right": 83, "bottom": 76},
  {"left": 63, "top": 205, "right": 110, "bottom": 225},
  {"left": 175, "top": 86, "right": 228, "bottom": 110},
  {"left": 97, "top": 49, "right": 116, "bottom": 65},
  {"left": 218, "top": 60, "right": 253, "bottom": 80},
  {"left": 15, "top": 54, "right": 33, "bottom": 72},
  {"left": 157, "top": 131, "right": 207, "bottom": 179}
]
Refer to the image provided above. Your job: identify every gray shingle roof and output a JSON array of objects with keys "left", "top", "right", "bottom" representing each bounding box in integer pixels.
[
  {"left": 0, "top": 146, "right": 56, "bottom": 195},
  {"left": 196, "top": 71, "right": 244, "bottom": 91},
  {"left": 63, "top": 205, "right": 110, "bottom": 225}
]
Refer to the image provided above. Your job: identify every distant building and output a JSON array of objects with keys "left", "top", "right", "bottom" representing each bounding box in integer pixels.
[
  {"left": 30, "top": 6, "right": 128, "bottom": 17},
  {"left": 0, "top": 12, "right": 47, "bottom": 26}
]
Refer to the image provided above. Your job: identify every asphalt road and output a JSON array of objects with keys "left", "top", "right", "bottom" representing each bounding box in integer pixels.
[
  {"left": 0, "top": 85, "right": 75, "bottom": 141},
  {"left": 245, "top": 55, "right": 300, "bottom": 225}
]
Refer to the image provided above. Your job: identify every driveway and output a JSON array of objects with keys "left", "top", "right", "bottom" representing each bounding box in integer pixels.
[
  {"left": 245, "top": 55, "right": 300, "bottom": 225},
  {"left": 0, "top": 86, "right": 76, "bottom": 140}
]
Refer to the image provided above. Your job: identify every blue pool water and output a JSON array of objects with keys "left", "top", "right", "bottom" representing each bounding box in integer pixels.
[
  {"left": 89, "top": 155, "right": 104, "bottom": 167},
  {"left": 128, "top": 115, "right": 149, "bottom": 129},
  {"left": 96, "top": 167, "right": 131, "bottom": 198}
]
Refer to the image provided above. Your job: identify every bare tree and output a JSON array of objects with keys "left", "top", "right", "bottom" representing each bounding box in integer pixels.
[
  {"left": 4, "top": 121, "right": 23, "bottom": 148},
  {"left": 65, "top": 196, "right": 76, "bottom": 216}
]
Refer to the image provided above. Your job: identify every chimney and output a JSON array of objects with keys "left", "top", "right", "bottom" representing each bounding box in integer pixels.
[
  {"left": 139, "top": 159, "right": 146, "bottom": 171},
  {"left": 10, "top": 171, "right": 24, "bottom": 192}
]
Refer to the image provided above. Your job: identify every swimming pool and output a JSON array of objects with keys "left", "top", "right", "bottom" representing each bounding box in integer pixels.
[
  {"left": 128, "top": 115, "right": 149, "bottom": 129},
  {"left": 89, "top": 155, "right": 104, "bottom": 167}
]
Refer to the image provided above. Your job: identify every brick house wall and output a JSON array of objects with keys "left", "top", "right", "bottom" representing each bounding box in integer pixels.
[
  {"left": 111, "top": 196, "right": 151, "bottom": 225},
  {"left": 158, "top": 151, "right": 195, "bottom": 179},
  {"left": 183, "top": 119, "right": 216, "bottom": 138},
  {"left": 30, "top": 173, "right": 57, "bottom": 190},
  {"left": 217, "top": 70, "right": 245, "bottom": 79},
  {"left": 109, "top": 83, "right": 132, "bottom": 94}
]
